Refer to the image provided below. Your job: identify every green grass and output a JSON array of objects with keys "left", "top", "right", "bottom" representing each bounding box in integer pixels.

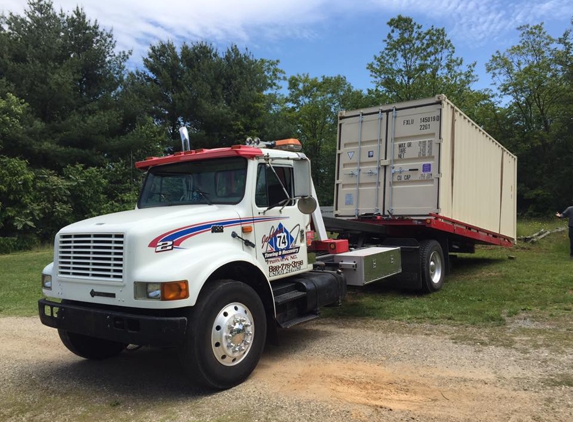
[
  {"left": 324, "top": 218, "right": 573, "bottom": 325},
  {"left": 1, "top": 218, "right": 572, "bottom": 326},
  {"left": 0, "top": 247, "right": 53, "bottom": 316}
]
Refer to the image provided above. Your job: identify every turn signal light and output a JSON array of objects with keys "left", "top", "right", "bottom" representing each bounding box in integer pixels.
[
  {"left": 135, "top": 281, "right": 189, "bottom": 300},
  {"left": 161, "top": 281, "right": 189, "bottom": 301}
]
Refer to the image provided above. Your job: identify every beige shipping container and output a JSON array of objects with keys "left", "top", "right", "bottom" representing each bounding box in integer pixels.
[{"left": 335, "top": 95, "right": 517, "bottom": 242}]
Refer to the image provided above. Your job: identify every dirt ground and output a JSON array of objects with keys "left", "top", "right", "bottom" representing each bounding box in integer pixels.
[{"left": 0, "top": 316, "right": 571, "bottom": 422}]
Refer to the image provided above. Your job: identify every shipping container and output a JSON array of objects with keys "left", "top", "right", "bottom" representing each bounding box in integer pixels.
[{"left": 335, "top": 95, "right": 517, "bottom": 242}]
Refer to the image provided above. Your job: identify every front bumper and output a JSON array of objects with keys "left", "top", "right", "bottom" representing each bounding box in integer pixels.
[{"left": 38, "top": 299, "right": 188, "bottom": 347}]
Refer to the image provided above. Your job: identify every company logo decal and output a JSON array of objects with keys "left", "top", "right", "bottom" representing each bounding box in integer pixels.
[
  {"left": 261, "top": 223, "right": 300, "bottom": 260},
  {"left": 261, "top": 222, "right": 304, "bottom": 277}
]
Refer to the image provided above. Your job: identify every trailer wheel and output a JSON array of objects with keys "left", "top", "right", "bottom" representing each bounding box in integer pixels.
[
  {"left": 179, "top": 280, "right": 266, "bottom": 390},
  {"left": 58, "top": 329, "right": 127, "bottom": 360},
  {"left": 420, "top": 240, "right": 445, "bottom": 293}
]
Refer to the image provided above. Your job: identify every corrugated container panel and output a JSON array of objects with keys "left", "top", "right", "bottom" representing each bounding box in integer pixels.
[{"left": 335, "top": 95, "right": 517, "bottom": 241}]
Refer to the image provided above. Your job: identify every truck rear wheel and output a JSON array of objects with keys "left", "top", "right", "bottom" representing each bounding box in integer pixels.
[
  {"left": 178, "top": 279, "right": 267, "bottom": 390},
  {"left": 58, "top": 329, "right": 126, "bottom": 360},
  {"left": 420, "top": 240, "right": 445, "bottom": 293}
]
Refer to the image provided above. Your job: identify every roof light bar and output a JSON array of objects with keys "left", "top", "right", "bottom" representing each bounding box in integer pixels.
[{"left": 245, "top": 137, "right": 302, "bottom": 152}]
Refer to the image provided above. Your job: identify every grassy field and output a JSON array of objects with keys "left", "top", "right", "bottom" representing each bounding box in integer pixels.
[
  {"left": 1, "top": 219, "right": 571, "bottom": 325},
  {"left": 325, "top": 218, "right": 573, "bottom": 325},
  {"left": 0, "top": 247, "right": 53, "bottom": 316}
]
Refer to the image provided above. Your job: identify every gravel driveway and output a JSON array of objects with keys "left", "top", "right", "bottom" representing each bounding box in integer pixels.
[{"left": 1, "top": 316, "right": 571, "bottom": 421}]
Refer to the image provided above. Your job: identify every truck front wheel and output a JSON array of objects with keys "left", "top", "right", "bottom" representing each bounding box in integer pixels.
[
  {"left": 58, "top": 330, "right": 127, "bottom": 360},
  {"left": 179, "top": 280, "right": 267, "bottom": 390},
  {"left": 420, "top": 240, "right": 445, "bottom": 293}
]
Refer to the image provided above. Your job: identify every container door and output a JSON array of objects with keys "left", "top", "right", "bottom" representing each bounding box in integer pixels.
[
  {"left": 384, "top": 104, "right": 442, "bottom": 216},
  {"left": 335, "top": 111, "right": 386, "bottom": 217}
]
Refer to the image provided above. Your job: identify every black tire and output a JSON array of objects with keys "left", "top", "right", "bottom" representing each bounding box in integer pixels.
[
  {"left": 58, "top": 330, "right": 127, "bottom": 360},
  {"left": 178, "top": 280, "right": 267, "bottom": 390},
  {"left": 419, "top": 240, "right": 445, "bottom": 293}
]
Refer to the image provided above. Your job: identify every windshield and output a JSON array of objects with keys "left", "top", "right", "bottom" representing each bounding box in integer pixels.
[{"left": 138, "top": 157, "right": 247, "bottom": 208}]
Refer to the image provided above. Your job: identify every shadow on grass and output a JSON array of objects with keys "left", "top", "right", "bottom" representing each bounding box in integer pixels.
[{"left": 449, "top": 255, "right": 504, "bottom": 274}]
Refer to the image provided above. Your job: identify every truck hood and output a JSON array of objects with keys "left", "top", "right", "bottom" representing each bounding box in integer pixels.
[
  {"left": 61, "top": 205, "right": 220, "bottom": 232},
  {"left": 59, "top": 205, "right": 245, "bottom": 250}
]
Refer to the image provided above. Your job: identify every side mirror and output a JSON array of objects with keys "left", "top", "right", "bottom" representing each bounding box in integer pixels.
[
  {"left": 292, "top": 157, "right": 316, "bottom": 214},
  {"left": 292, "top": 157, "right": 312, "bottom": 198},
  {"left": 297, "top": 196, "right": 317, "bottom": 214}
]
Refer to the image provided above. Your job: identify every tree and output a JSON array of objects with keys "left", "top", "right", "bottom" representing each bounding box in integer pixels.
[
  {"left": 486, "top": 23, "right": 573, "bottom": 213},
  {"left": 367, "top": 15, "right": 478, "bottom": 108},
  {"left": 135, "top": 41, "right": 285, "bottom": 150},
  {"left": 0, "top": 0, "right": 132, "bottom": 169},
  {"left": 286, "top": 74, "right": 365, "bottom": 205}
]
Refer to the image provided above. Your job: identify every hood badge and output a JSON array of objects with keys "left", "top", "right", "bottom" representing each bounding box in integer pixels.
[{"left": 90, "top": 289, "right": 115, "bottom": 298}]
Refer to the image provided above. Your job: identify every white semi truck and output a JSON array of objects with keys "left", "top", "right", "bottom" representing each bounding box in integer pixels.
[{"left": 39, "top": 96, "right": 516, "bottom": 389}]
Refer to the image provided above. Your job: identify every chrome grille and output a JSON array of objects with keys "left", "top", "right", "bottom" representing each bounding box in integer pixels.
[{"left": 58, "top": 233, "right": 124, "bottom": 281}]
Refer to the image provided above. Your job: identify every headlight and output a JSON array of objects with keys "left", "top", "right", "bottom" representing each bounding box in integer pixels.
[
  {"left": 134, "top": 281, "right": 189, "bottom": 301},
  {"left": 42, "top": 274, "right": 52, "bottom": 290}
]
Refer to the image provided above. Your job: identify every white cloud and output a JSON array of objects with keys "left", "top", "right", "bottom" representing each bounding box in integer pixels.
[
  {"left": 364, "top": 0, "right": 572, "bottom": 45},
  {"left": 2, "top": 0, "right": 572, "bottom": 62}
]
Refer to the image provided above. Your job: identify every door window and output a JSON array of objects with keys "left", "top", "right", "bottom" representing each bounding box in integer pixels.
[{"left": 255, "top": 164, "right": 294, "bottom": 208}]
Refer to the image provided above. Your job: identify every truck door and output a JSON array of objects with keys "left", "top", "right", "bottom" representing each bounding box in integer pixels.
[{"left": 252, "top": 161, "right": 309, "bottom": 280}]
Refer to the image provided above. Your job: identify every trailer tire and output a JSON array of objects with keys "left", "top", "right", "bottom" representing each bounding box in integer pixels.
[
  {"left": 178, "top": 279, "right": 266, "bottom": 390},
  {"left": 58, "top": 329, "right": 127, "bottom": 360},
  {"left": 420, "top": 240, "right": 445, "bottom": 293}
]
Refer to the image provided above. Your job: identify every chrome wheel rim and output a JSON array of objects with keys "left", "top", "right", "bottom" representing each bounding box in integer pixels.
[
  {"left": 211, "top": 302, "right": 254, "bottom": 366},
  {"left": 429, "top": 251, "right": 443, "bottom": 284}
]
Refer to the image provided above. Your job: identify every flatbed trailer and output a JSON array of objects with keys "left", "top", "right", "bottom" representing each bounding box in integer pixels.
[{"left": 312, "top": 212, "right": 514, "bottom": 292}]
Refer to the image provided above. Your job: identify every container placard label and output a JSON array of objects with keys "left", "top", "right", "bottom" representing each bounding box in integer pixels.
[
  {"left": 345, "top": 194, "right": 354, "bottom": 205},
  {"left": 422, "top": 163, "right": 432, "bottom": 173}
]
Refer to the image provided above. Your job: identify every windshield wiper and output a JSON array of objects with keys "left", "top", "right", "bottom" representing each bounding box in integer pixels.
[{"left": 193, "top": 188, "right": 212, "bottom": 205}]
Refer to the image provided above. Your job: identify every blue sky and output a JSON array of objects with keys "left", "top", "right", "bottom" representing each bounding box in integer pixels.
[{"left": 3, "top": 0, "right": 573, "bottom": 93}]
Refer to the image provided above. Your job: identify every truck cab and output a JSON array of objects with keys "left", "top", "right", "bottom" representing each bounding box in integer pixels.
[{"left": 39, "top": 138, "right": 346, "bottom": 390}]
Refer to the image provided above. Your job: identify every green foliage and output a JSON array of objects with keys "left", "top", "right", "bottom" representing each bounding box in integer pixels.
[
  {"left": 0, "top": 156, "right": 142, "bottom": 248},
  {"left": 0, "top": 156, "right": 36, "bottom": 236},
  {"left": 0, "top": 92, "right": 28, "bottom": 150},
  {"left": 0, "top": 0, "right": 132, "bottom": 169},
  {"left": 486, "top": 23, "right": 573, "bottom": 213},
  {"left": 367, "top": 15, "right": 478, "bottom": 108},
  {"left": 134, "top": 41, "right": 285, "bottom": 150},
  {"left": 286, "top": 74, "right": 366, "bottom": 205}
]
